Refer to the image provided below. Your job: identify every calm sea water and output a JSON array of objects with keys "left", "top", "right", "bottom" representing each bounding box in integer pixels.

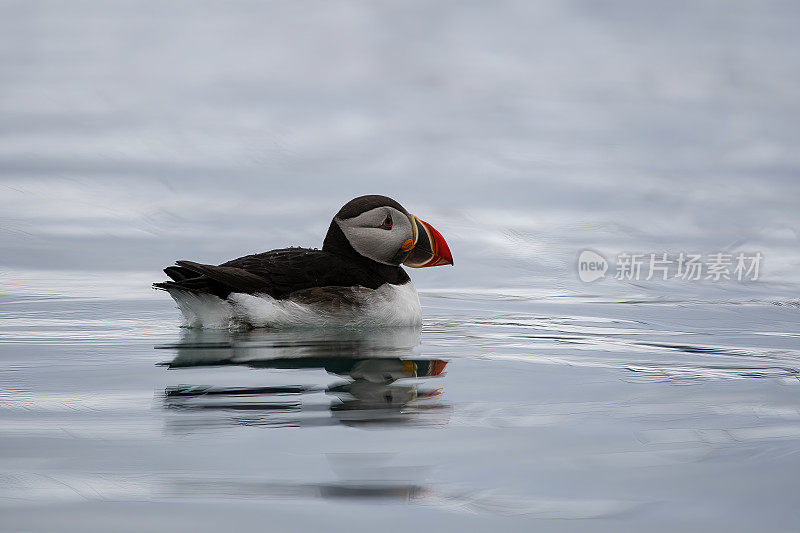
[{"left": 2, "top": 1, "right": 799, "bottom": 531}]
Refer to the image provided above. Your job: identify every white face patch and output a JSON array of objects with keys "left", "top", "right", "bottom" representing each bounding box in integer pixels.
[{"left": 335, "top": 206, "right": 414, "bottom": 265}]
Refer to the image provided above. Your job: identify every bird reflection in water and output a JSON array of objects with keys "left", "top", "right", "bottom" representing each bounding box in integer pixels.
[
  {"left": 156, "top": 331, "right": 622, "bottom": 516},
  {"left": 157, "top": 327, "right": 450, "bottom": 430}
]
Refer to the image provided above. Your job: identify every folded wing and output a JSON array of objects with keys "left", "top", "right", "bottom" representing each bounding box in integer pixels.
[{"left": 154, "top": 248, "right": 374, "bottom": 299}]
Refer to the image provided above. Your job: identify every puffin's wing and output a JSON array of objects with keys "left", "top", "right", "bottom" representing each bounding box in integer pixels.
[
  {"left": 155, "top": 248, "right": 359, "bottom": 298},
  {"left": 173, "top": 261, "right": 269, "bottom": 293}
]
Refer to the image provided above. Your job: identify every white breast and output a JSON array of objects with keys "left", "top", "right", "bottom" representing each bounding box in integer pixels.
[{"left": 167, "top": 281, "right": 422, "bottom": 329}]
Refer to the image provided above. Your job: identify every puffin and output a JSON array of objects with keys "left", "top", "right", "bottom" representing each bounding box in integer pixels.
[{"left": 153, "top": 195, "right": 453, "bottom": 328}]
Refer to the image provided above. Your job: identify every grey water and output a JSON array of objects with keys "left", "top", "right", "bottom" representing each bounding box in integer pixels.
[{"left": 2, "top": 1, "right": 800, "bottom": 531}]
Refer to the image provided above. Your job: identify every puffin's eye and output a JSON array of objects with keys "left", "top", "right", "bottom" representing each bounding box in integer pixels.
[{"left": 381, "top": 215, "right": 393, "bottom": 230}]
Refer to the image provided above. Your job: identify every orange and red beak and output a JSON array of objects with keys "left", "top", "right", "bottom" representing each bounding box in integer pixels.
[{"left": 402, "top": 214, "right": 454, "bottom": 268}]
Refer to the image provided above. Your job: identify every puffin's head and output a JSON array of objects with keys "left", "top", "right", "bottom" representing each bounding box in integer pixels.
[{"left": 330, "top": 195, "right": 453, "bottom": 268}]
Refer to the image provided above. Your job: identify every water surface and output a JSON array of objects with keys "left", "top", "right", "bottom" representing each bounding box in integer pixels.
[{"left": 2, "top": 1, "right": 800, "bottom": 531}]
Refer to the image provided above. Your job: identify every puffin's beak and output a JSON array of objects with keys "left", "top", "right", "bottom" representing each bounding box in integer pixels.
[{"left": 403, "top": 215, "right": 454, "bottom": 268}]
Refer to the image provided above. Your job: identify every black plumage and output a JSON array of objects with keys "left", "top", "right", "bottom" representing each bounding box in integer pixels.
[{"left": 153, "top": 196, "right": 411, "bottom": 300}]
